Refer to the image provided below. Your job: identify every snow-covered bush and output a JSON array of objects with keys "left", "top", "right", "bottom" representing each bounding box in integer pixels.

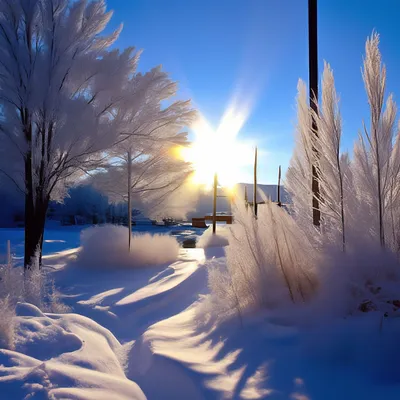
[
  {"left": 23, "top": 253, "right": 45, "bottom": 309},
  {"left": 285, "top": 32, "right": 400, "bottom": 317},
  {"left": 0, "top": 246, "right": 70, "bottom": 348},
  {"left": 197, "top": 227, "right": 229, "bottom": 248},
  {"left": 207, "top": 200, "right": 318, "bottom": 320},
  {"left": 208, "top": 32, "right": 400, "bottom": 322},
  {"left": 0, "top": 249, "right": 24, "bottom": 302},
  {"left": 47, "top": 282, "right": 72, "bottom": 314},
  {"left": 76, "top": 225, "right": 180, "bottom": 269},
  {"left": 0, "top": 257, "right": 69, "bottom": 312},
  {"left": 0, "top": 296, "right": 15, "bottom": 349}
]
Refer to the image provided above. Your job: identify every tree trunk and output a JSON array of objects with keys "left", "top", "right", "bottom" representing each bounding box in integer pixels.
[
  {"left": 127, "top": 151, "right": 132, "bottom": 251},
  {"left": 25, "top": 196, "right": 48, "bottom": 270},
  {"left": 24, "top": 150, "right": 35, "bottom": 269}
]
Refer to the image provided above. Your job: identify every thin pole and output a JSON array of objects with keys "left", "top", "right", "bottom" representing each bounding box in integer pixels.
[
  {"left": 253, "top": 147, "right": 258, "bottom": 217},
  {"left": 6, "top": 240, "right": 11, "bottom": 266},
  {"left": 309, "top": 0, "right": 320, "bottom": 226},
  {"left": 277, "top": 165, "right": 282, "bottom": 207},
  {"left": 127, "top": 150, "right": 132, "bottom": 250},
  {"left": 212, "top": 172, "right": 217, "bottom": 234}
]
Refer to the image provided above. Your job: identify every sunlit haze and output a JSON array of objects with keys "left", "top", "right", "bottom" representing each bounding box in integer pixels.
[
  {"left": 178, "top": 105, "right": 255, "bottom": 188},
  {"left": 104, "top": 0, "right": 400, "bottom": 183}
]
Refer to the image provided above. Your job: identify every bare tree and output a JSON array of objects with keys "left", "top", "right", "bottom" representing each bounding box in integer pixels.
[{"left": 92, "top": 68, "right": 196, "bottom": 249}]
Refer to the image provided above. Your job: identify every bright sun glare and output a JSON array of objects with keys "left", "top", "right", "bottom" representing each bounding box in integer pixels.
[{"left": 178, "top": 105, "right": 254, "bottom": 190}]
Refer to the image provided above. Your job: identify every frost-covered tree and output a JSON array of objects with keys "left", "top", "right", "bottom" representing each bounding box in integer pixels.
[
  {"left": 61, "top": 185, "right": 109, "bottom": 224},
  {"left": 0, "top": 0, "right": 140, "bottom": 267},
  {"left": 92, "top": 68, "right": 196, "bottom": 249}
]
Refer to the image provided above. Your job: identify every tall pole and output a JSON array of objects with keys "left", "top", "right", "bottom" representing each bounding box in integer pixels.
[
  {"left": 212, "top": 172, "right": 217, "bottom": 234},
  {"left": 253, "top": 147, "right": 258, "bottom": 217},
  {"left": 6, "top": 240, "right": 11, "bottom": 266},
  {"left": 277, "top": 165, "right": 282, "bottom": 207},
  {"left": 127, "top": 150, "right": 132, "bottom": 250},
  {"left": 309, "top": 0, "right": 320, "bottom": 226}
]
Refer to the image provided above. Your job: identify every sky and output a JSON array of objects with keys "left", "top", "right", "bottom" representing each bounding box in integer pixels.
[{"left": 106, "top": 0, "right": 400, "bottom": 184}]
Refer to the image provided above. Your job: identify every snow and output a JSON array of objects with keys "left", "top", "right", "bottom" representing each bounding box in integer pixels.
[
  {"left": 0, "top": 223, "right": 206, "bottom": 262},
  {"left": 2, "top": 224, "right": 400, "bottom": 399},
  {"left": 0, "top": 303, "right": 145, "bottom": 400},
  {"left": 196, "top": 226, "right": 230, "bottom": 248}
]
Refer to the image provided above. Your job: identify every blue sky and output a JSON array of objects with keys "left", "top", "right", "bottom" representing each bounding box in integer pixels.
[{"left": 106, "top": 0, "right": 400, "bottom": 184}]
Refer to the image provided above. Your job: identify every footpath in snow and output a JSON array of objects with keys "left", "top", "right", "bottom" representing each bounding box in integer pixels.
[{"left": 1, "top": 225, "right": 400, "bottom": 399}]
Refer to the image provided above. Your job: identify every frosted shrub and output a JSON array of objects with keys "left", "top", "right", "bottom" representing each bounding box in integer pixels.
[
  {"left": 46, "top": 281, "right": 71, "bottom": 314},
  {"left": 0, "top": 255, "right": 24, "bottom": 302},
  {"left": 76, "top": 225, "right": 180, "bottom": 269},
  {"left": 0, "top": 254, "right": 38, "bottom": 349},
  {"left": 0, "top": 296, "right": 15, "bottom": 349},
  {"left": 281, "top": 32, "right": 400, "bottom": 317},
  {"left": 24, "top": 252, "right": 45, "bottom": 309},
  {"left": 208, "top": 200, "right": 318, "bottom": 320},
  {"left": 0, "top": 247, "right": 69, "bottom": 348},
  {"left": 205, "top": 32, "right": 400, "bottom": 325}
]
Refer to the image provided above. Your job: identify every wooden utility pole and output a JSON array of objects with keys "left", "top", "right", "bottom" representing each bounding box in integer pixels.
[
  {"left": 277, "top": 165, "right": 282, "bottom": 207},
  {"left": 253, "top": 147, "right": 258, "bottom": 217},
  {"left": 212, "top": 172, "right": 218, "bottom": 234},
  {"left": 309, "top": 0, "right": 320, "bottom": 226}
]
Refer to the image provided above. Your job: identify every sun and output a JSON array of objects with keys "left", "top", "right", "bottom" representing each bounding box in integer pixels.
[{"left": 177, "top": 107, "right": 254, "bottom": 190}]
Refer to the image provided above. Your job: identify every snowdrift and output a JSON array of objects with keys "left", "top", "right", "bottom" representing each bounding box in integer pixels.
[
  {"left": 0, "top": 303, "right": 145, "bottom": 400},
  {"left": 196, "top": 227, "right": 229, "bottom": 249},
  {"left": 2, "top": 226, "right": 400, "bottom": 399}
]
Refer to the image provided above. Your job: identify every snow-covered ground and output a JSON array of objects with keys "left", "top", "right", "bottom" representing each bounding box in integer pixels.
[
  {"left": 0, "top": 222, "right": 207, "bottom": 264},
  {"left": 1, "top": 225, "right": 400, "bottom": 399}
]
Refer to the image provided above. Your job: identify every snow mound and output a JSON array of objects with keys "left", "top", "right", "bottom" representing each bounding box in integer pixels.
[
  {"left": 0, "top": 303, "right": 145, "bottom": 400},
  {"left": 76, "top": 225, "right": 180, "bottom": 269},
  {"left": 15, "top": 302, "right": 45, "bottom": 317},
  {"left": 197, "top": 227, "right": 229, "bottom": 248}
]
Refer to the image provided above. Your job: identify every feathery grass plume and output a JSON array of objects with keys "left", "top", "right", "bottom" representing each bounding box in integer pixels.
[
  {"left": 353, "top": 32, "right": 397, "bottom": 248},
  {"left": 312, "top": 62, "right": 347, "bottom": 250},
  {"left": 207, "top": 198, "right": 318, "bottom": 320},
  {"left": 285, "top": 80, "right": 320, "bottom": 245}
]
